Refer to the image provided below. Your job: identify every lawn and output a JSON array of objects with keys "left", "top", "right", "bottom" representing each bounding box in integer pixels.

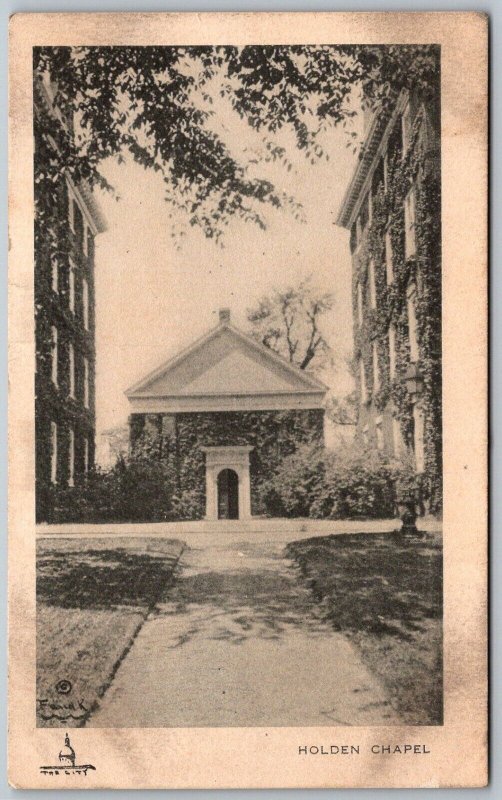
[
  {"left": 36, "top": 536, "right": 184, "bottom": 727},
  {"left": 286, "top": 531, "right": 443, "bottom": 725}
]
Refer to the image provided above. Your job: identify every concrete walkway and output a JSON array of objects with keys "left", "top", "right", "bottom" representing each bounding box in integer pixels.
[{"left": 89, "top": 529, "right": 403, "bottom": 728}]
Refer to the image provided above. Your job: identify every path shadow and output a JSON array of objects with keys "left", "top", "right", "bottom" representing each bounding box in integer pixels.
[
  {"left": 155, "top": 564, "right": 326, "bottom": 644},
  {"left": 37, "top": 549, "right": 178, "bottom": 610}
]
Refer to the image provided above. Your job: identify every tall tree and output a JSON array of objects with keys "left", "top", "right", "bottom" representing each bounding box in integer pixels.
[
  {"left": 34, "top": 45, "right": 439, "bottom": 244},
  {"left": 247, "top": 278, "right": 333, "bottom": 371}
]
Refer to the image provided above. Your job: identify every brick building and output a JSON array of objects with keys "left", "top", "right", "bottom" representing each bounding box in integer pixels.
[
  {"left": 126, "top": 310, "right": 327, "bottom": 520},
  {"left": 336, "top": 86, "right": 442, "bottom": 509},
  {"left": 35, "top": 74, "right": 106, "bottom": 521}
]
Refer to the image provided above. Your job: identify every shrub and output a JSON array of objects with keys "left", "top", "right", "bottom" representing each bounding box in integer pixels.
[
  {"left": 47, "top": 444, "right": 175, "bottom": 524},
  {"left": 263, "top": 441, "right": 414, "bottom": 520},
  {"left": 170, "top": 488, "right": 205, "bottom": 521},
  {"left": 46, "top": 425, "right": 216, "bottom": 523},
  {"left": 46, "top": 435, "right": 423, "bottom": 523},
  {"left": 48, "top": 468, "right": 121, "bottom": 523},
  {"left": 113, "top": 457, "right": 174, "bottom": 521},
  {"left": 259, "top": 442, "right": 325, "bottom": 517}
]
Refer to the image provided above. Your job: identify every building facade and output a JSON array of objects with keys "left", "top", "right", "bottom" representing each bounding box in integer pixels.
[
  {"left": 336, "top": 86, "right": 442, "bottom": 511},
  {"left": 34, "top": 74, "right": 106, "bottom": 521},
  {"left": 126, "top": 310, "right": 326, "bottom": 520}
]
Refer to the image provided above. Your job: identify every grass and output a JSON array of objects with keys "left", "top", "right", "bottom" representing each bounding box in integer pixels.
[
  {"left": 286, "top": 530, "right": 443, "bottom": 725},
  {"left": 36, "top": 536, "right": 184, "bottom": 727}
]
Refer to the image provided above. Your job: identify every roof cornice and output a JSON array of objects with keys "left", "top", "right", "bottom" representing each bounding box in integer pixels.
[
  {"left": 335, "top": 92, "right": 409, "bottom": 230},
  {"left": 35, "top": 75, "right": 107, "bottom": 234}
]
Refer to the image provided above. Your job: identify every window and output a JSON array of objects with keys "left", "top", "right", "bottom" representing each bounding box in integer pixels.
[
  {"left": 69, "top": 343, "right": 75, "bottom": 398},
  {"left": 383, "top": 153, "right": 389, "bottom": 192},
  {"left": 402, "top": 102, "right": 412, "bottom": 154},
  {"left": 359, "top": 358, "right": 368, "bottom": 404},
  {"left": 362, "top": 425, "right": 369, "bottom": 446},
  {"left": 82, "top": 277, "right": 89, "bottom": 329},
  {"left": 68, "top": 184, "right": 75, "bottom": 231},
  {"left": 87, "top": 229, "right": 95, "bottom": 261},
  {"left": 68, "top": 428, "right": 75, "bottom": 487},
  {"left": 385, "top": 228, "right": 393, "bottom": 284},
  {"left": 83, "top": 357, "right": 89, "bottom": 408},
  {"left": 368, "top": 259, "right": 377, "bottom": 309},
  {"left": 69, "top": 259, "right": 76, "bottom": 313},
  {"left": 51, "top": 258, "right": 58, "bottom": 293},
  {"left": 82, "top": 221, "right": 88, "bottom": 257},
  {"left": 51, "top": 326, "right": 58, "bottom": 386},
  {"left": 73, "top": 203, "right": 84, "bottom": 250},
  {"left": 392, "top": 416, "right": 402, "bottom": 457},
  {"left": 404, "top": 187, "right": 417, "bottom": 259},
  {"left": 357, "top": 283, "right": 363, "bottom": 326},
  {"left": 407, "top": 283, "right": 419, "bottom": 362},
  {"left": 83, "top": 437, "right": 89, "bottom": 473},
  {"left": 388, "top": 324, "right": 396, "bottom": 380},
  {"left": 360, "top": 194, "right": 370, "bottom": 232},
  {"left": 50, "top": 422, "right": 58, "bottom": 483},
  {"left": 375, "top": 416, "right": 384, "bottom": 451},
  {"left": 350, "top": 223, "right": 358, "bottom": 254},
  {"left": 372, "top": 341, "right": 380, "bottom": 393},
  {"left": 372, "top": 156, "right": 385, "bottom": 198},
  {"left": 413, "top": 405, "right": 425, "bottom": 472}
]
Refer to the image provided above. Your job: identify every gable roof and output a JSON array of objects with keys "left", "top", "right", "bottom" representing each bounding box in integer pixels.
[{"left": 126, "top": 316, "right": 328, "bottom": 402}]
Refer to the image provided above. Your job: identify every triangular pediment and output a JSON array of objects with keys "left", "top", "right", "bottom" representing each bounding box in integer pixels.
[{"left": 126, "top": 323, "right": 327, "bottom": 399}]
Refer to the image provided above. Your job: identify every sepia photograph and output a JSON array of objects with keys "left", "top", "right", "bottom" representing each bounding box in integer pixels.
[
  {"left": 7, "top": 9, "right": 488, "bottom": 790},
  {"left": 33, "top": 40, "right": 443, "bottom": 731}
]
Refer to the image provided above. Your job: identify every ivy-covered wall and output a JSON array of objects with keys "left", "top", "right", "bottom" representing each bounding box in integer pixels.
[
  {"left": 35, "top": 81, "right": 97, "bottom": 522},
  {"left": 351, "top": 92, "right": 442, "bottom": 512},
  {"left": 130, "top": 409, "right": 325, "bottom": 518}
]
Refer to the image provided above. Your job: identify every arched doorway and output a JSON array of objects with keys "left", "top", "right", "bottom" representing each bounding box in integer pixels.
[
  {"left": 202, "top": 446, "right": 253, "bottom": 520},
  {"left": 217, "top": 469, "right": 239, "bottom": 520}
]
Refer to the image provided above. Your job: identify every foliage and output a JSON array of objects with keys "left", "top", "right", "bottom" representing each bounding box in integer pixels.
[
  {"left": 287, "top": 532, "right": 443, "bottom": 724},
  {"left": 247, "top": 276, "right": 333, "bottom": 371},
  {"left": 393, "top": 456, "right": 423, "bottom": 504},
  {"left": 319, "top": 446, "right": 400, "bottom": 519},
  {"left": 34, "top": 44, "right": 440, "bottom": 244},
  {"left": 353, "top": 100, "right": 442, "bottom": 512},
  {"left": 261, "top": 440, "right": 414, "bottom": 520},
  {"left": 155, "top": 409, "right": 324, "bottom": 518},
  {"left": 37, "top": 537, "right": 183, "bottom": 610},
  {"left": 48, "top": 418, "right": 425, "bottom": 523},
  {"left": 34, "top": 44, "right": 442, "bottom": 518},
  {"left": 48, "top": 409, "right": 324, "bottom": 522},
  {"left": 259, "top": 442, "right": 326, "bottom": 518},
  {"left": 34, "top": 111, "right": 96, "bottom": 522},
  {"left": 47, "top": 434, "right": 175, "bottom": 523}
]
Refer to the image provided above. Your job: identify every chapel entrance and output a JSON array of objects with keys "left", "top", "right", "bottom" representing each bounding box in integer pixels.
[
  {"left": 217, "top": 469, "right": 239, "bottom": 520},
  {"left": 201, "top": 445, "right": 253, "bottom": 520}
]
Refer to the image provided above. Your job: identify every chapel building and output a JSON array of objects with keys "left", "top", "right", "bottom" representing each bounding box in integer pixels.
[{"left": 126, "top": 309, "right": 327, "bottom": 520}]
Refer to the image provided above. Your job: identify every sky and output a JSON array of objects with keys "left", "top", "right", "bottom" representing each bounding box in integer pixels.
[{"left": 93, "top": 86, "right": 362, "bottom": 447}]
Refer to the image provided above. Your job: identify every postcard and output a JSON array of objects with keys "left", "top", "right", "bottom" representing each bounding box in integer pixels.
[{"left": 8, "top": 11, "right": 488, "bottom": 789}]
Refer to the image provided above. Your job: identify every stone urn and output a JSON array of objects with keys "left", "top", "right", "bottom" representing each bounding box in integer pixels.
[
  {"left": 397, "top": 498, "right": 418, "bottom": 535},
  {"left": 395, "top": 472, "right": 419, "bottom": 536}
]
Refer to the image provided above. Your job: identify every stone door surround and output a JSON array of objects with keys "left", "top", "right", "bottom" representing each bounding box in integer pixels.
[{"left": 201, "top": 445, "right": 253, "bottom": 520}]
